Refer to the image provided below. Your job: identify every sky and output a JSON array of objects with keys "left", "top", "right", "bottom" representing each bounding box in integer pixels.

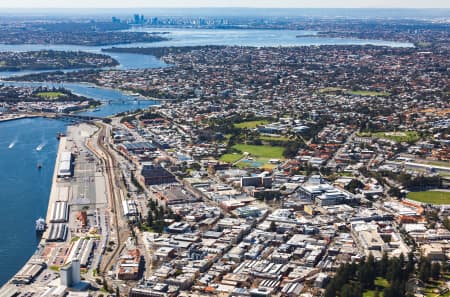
[{"left": 0, "top": 0, "right": 448, "bottom": 8}]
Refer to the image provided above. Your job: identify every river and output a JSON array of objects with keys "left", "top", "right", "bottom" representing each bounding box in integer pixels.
[
  {"left": 0, "top": 27, "right": 414, "bottom": 286},
  {"left": 0, "top": 28, "right": 413, "bottom": 78}
]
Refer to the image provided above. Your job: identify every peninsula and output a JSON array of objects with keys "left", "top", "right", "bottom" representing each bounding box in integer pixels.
[{"left": 0, "top": 50, "right": 119, "bottom": 71}]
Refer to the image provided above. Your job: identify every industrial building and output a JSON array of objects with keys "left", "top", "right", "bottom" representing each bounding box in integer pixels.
[
  {"left": 50, "top": 201, "right": 68, "bottom": 223},
  {"left": 66, "top": 238, "right": 95, "bottom": 268},
  {"left": 57, "top": 151, "right": 73, "bottom": 178},
  {"left": 119, "top": 141, "right": 156, "bottom": 154},
  {"left": 157, "top": 186, "right": 200, "bottom": 205},
  {"left": 140, "top": 163, "right": 176, "bottom": 186},
  {"left": 46, "top": 223, "right": 68, "bottom": 242},
  {"left": 12, "top": 259, "right": 46, "bottom": 284}
]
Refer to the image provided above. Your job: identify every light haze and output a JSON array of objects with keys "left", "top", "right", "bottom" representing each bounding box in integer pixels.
[{"left": 1, "top": 0, "right": 449, "bottom": 8}]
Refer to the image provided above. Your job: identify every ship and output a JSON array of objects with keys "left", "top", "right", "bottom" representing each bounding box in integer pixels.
[{"left": 35, "top": 218, "right": 46, "bottom": 234}]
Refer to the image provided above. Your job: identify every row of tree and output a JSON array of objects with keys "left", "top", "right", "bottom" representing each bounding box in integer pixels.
[
  {"left": 144, "top": 199, "right": 181, "bottom": 233},
  {"left": 325, "top": 253, "right": 443, "bottom": 297}
]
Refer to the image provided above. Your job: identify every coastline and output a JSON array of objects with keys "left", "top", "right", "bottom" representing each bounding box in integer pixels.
[
  {"left": 42, "top": 136, "right": 68, "bottom": 240},
  {"left": 0, "top": 114, "right": 38, "bottom": 123},
  {"left": 0, "top": 124, "right": 105, "bottom": 296}
]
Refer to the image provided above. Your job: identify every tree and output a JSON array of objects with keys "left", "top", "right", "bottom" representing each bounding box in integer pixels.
[
  {"left": 419, "top": 258, "right": 431, "bottom": 283},
  {"left": 405, "top": 252, "right": 415, "bottom": 275},
  {"left": 378, "top": 252, "right": 389, "bottom": 275},
  {"left": 431, "top": 262, "right": 441, "bottom": 280},
  {"left": 388, "top": 187, "right": 402, "bottom": 198},
  {"left": 324, "top": 282, "right": 336, "bottom": 297},
  {"left": 386, "top": 257, "right": 401, "bottom": 282},
  {"left": 443, "top": 217, "right": 450, "bottom": 231},
  {"left": 340, "top": 283, "right": 358, "bottom": 297},
  {"left": 190, "top": 162, "right": 201, "bottom": 171},
  {"left": 148, "top": 200, "right": 157, "bottom": 211},
  {"left": 269, "top": 221, "right": 277, "bottom": 232},
  {"left": 146, "top": 210, "right": 153, "bottom": 227},
  {"left": 345, "top": 179, "right": 364, "bottom": 194},
  {"left": 283, "top": 140, "right": 306, "bottom": 158},
  {"left": 359, "top": 254, "right": 376, "bottom": 289}
]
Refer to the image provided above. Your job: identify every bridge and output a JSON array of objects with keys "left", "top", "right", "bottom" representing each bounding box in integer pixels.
[
  {"left": 55, "top": 113, "right": 106, "bottom": 122},
  {"left": 26, "top": 112, "right": 107, "bottom": 123}
]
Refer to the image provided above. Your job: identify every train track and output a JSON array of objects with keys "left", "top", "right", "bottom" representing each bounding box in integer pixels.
[{"left": 88, "top": 123, "right": 129, "bottom": 276}]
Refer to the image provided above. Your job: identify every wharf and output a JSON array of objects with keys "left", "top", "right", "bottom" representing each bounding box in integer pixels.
[
  {"left": 0, "top": 114, "right": 37, "bottom": 123},
  {"left": 0, "top": 122, "right": 112, "bottom": 295},
  {"left": 42, "top": 136, "right": 68, "bottom": 239}
]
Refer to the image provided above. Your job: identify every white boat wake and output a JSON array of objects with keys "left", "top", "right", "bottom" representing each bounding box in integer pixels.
[
  {"left": 8, "top": 140, "right": 16, "bottom": 149},
  {"left": 35, "top": 143, "right": 46, "bottom": 151}
]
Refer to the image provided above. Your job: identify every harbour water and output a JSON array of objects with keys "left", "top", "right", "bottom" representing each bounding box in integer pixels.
[
  {"left": 0, "top": 118, "right": 67, "bottom": 284},
  {"left": 0, "top": 28, "right": 414, "bottom": 286}
]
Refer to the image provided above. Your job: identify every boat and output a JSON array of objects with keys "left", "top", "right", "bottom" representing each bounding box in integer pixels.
[
  {"left": 37, "top": 163, "right": 42, "bottom": 170},
  {"left": 92, "top": 108, "right": 100, "bottom": 112},
  {"left": 35, "top": 218, "right": 46, "bottom": 233},
  {"left": 36, "top": 144, "right": 45, "bottom": 151}
]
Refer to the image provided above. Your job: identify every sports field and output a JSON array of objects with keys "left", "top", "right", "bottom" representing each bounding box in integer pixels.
[{"left": 407, "top": 191, "right": 450, "bottom": 204}]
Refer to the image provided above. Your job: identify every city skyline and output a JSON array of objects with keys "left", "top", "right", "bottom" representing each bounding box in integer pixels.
[{"left": 1, "top": 0, "right": 449, "bottom": 8}]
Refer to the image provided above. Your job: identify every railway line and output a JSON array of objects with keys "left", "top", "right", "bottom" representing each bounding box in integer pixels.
[{"left": 86, "top": 122, "right": 129, "bottom": 277}]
